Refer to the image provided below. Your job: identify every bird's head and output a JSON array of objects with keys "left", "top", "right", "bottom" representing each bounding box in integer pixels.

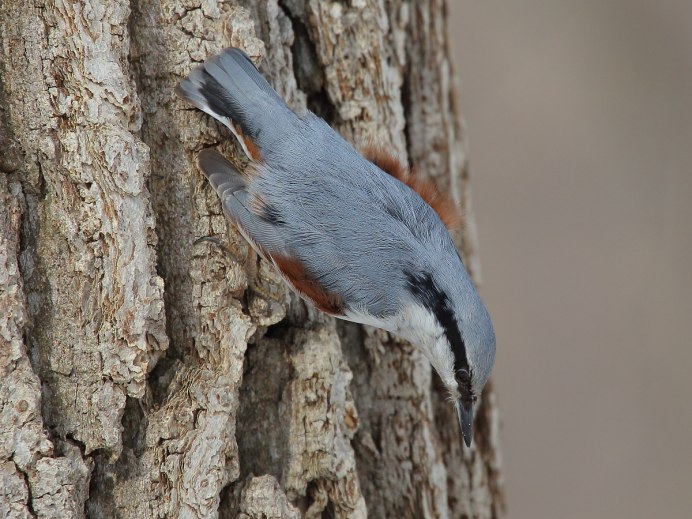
[{"left": 402, "top": 268, "right": 496, "bottom": 447}]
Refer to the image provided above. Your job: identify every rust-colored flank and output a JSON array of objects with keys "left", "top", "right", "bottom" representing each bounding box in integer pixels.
[
  {"left": 362, "top": 145, "right": 461, "bottom": 230},
  {"left": 232, "top": 122, "right": 263, "bottom": 162},
  {"left": 272, "top": 254, "right": 345, "bottom": 315},
  {"left": 244, "top": 137, "right": 262, "bottom": 162}
]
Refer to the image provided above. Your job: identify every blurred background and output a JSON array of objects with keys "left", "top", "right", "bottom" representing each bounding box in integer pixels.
[{"left": 449, "top": 1, "right": 692, "bottom": 518}]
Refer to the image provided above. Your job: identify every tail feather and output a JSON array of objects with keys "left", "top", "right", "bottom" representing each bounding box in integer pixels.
[
  {"left": 214, "top": 49, "right": 281, "bottom": 101},
  {"left": 176, "top": 48, "right": 292, "bottom": 157}
]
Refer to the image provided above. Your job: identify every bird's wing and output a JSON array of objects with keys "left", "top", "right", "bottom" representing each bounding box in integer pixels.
[
  {"left": 198, "top": 149, "right": 285, "bottom": 252},
  {"left": 197, "top": 148, "right": 345, "bottom": 316}
]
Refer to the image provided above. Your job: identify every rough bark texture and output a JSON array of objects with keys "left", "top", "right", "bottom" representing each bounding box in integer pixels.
[{"left": 0, "top": 1, "right": 503, "bottom": 518}]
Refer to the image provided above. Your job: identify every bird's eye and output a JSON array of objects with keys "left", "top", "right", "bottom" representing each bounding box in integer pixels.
[
  {"left": 455, "top": 369, "right": 470, "bottom": 387},
  {"left": 455, "top": 369, "right": 473, "bottom": 401}
]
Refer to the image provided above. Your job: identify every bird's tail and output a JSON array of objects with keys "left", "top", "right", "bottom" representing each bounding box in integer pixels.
[{"left": 176, "top": 48, "right": 294, "bottom": 160}]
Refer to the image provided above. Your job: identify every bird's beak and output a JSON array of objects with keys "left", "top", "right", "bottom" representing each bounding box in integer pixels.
[{"left": 456, "top": 398, "right": 474, "bottom": 447}]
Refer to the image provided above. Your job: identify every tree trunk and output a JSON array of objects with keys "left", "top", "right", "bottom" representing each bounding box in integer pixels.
[{"left": 0, "top": 1, "right": 503, "bottom": 518}]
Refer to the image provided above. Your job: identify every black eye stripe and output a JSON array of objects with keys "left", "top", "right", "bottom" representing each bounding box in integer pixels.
[{"left": 404, "top": 271, "right": 470, "bottom": 377}]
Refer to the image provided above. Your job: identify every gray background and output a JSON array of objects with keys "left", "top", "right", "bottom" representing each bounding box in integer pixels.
[{"left": 449, "top": 1, "right": 692, "bottom": 517}]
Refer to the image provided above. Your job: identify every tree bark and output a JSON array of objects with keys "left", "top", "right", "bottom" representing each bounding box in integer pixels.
[{"left": 0, "top": 1, "right": 503, "bottom": 518}]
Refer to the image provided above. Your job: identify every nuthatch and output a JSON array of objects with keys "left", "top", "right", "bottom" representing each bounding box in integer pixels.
[{"left": 176, "top": 48, "right": 495, "bottom": 447}]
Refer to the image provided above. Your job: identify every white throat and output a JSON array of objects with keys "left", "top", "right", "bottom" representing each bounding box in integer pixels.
[{"left": 351, "top": 303, "right": 458, "bottom": 392}]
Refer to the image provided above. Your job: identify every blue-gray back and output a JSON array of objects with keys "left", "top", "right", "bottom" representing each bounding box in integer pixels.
[{"left": 250, "top": 114, "right": 459, "bottom": 318}]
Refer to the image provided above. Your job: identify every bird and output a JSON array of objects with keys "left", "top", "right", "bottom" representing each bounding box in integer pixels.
[{"left": 176, "top": 47, "right": 495, "bottom": 447}]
